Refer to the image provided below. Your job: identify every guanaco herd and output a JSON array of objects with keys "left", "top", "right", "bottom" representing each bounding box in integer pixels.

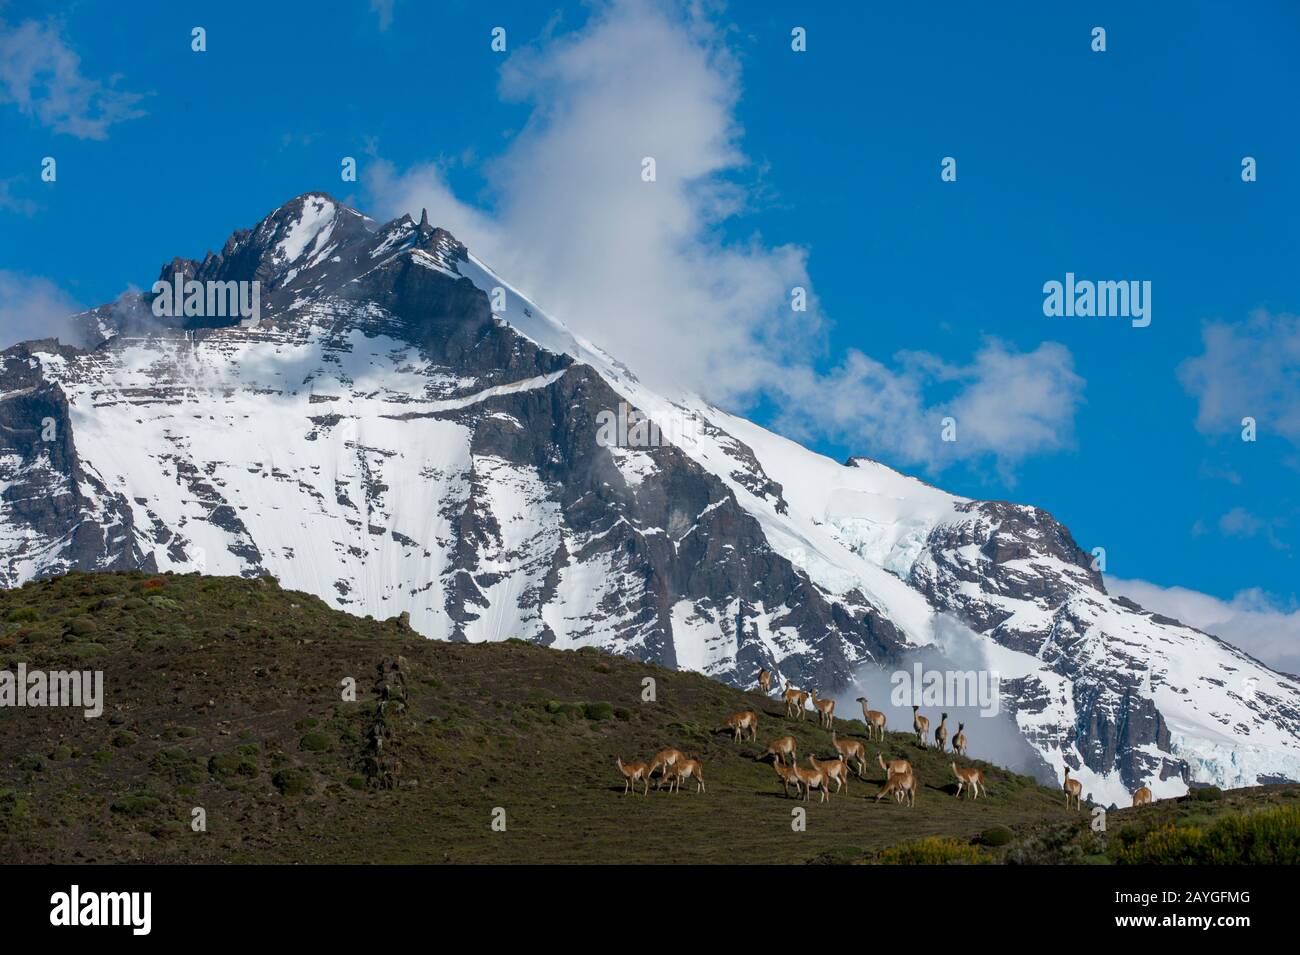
[{"left": 618, "top": 669, "right": 1160, "bottom": 810}]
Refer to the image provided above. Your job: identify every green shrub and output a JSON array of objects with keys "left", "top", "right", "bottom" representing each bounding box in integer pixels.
[
  {"left": 876, "top": 837, "right": 984, "bottom": 865},
  {"left": 299, "top": 732, "right": 333, "bottom": 752},
  {"left": 272, "top": 768, "right": 312, "bottom": 796},
  {"left": 1192, "top": 786, "right": 1224, "bottom": 802},
  {"left": 66, "top": 617, "right": 98, "bottom": 637},
  {"left": 345, "top": 775, "right": 366, "bottom": 790},
  {"left": 208, "top": 752, "right": 258, "bottom": 777},
  {"left": 1118, "top": 806, "right": 1300, "bottom": 864},
  {"left": 583, "top": 701, "right": 615, "bottom": 721},
  {"left": 979, "top": 825, "right": 1014, "bottom": 847},
  {"left": 111, "top": 793, "right": 162, "bottom": 816},
  {"left": 111, "top": 730, "right": 138, "bottom": 748},
  {"left": 6, "top": 607, "right": 39, "bottom": 623}
]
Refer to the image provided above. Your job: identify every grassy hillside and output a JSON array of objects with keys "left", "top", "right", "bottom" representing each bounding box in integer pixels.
[{"left": 1, "top": 571, "right": 1294, "bottom": 864}]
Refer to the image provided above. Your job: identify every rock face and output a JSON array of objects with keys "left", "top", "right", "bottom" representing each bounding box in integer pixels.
[{"left": 2, "top": 192, "right": 1298, "bottom": 803}]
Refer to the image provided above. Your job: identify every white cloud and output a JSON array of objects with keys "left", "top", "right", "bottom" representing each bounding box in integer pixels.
[
  {"left": 369, "top": 0, "right": 396, "bottom": 32},
  {"left": 0, "top": 16, "right": 145, "bottom": 139},
  {"left": 1108, "top": 576, "right": 1300, "bottom": 677},
  {"left": 0, "top": 271, "right": 85, "bottom": 349},
  {"left": 363, "top": 0, "right": 1084, "bottom": 474},
  {"left": 1178, "top": 309, "right": 1300, "bottom": 445}
]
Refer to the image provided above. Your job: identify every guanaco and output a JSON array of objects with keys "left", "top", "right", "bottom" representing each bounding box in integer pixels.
[
  {"left": 952, "top": 762, "right": 984, "bottom": 800},
  {"left": 878, "top": 752, "right": 912, "bottom": 781},
  {"left": 1132, "top": 785, "right": 1152, "bottom": 807},
  {"left": 759, "top": 735, "right": 798, "bottom": 766},
  {"left": 934, "top": 712, "right": 949, "bottom": 752},
  {"left": 830, "top": 731, "right": 867, "bottom": 777},
  {"left": 773, "top": 757, "right": 804, "bottom": 798},
  {"left": 809, "top": 690, "right": 836, "bottom": 729},
  {"left": 952, "top": 722, "right": 968, "bottom": 757},
  {"left": 723, "top": 709, "right": 759, "bottom": 742},
  {"left": 783, "top": 681, "right": 810, "bottom": 719},
  {"left": 855, "top": 696, "right": 886, "bottom": 741},
  {"left": 912, "top": 705, "right": 930, "bottom": 747},
  {"left": 875, "top": 767, "right": 915, "bottom": 807},
  {"left": 616, "top": 757, "right": 650, "bottom": 795},
  {"left": 649, "top": 747, "right": 686, "bottom": 790},
  {"left": 1063, "top": 766, "right": 1083, "bottom": 811},
  {"left": 759, "top": 669, "right": 773, "bottom": 694},
  {"left": 793, "top": 763, "right": 830, "bottom": 803},
  {"left": 666, "top": 757, "right": 705, "bottom": 794},
  {"left": 809, "top": 754, "right": 849, "bottom": 794}
]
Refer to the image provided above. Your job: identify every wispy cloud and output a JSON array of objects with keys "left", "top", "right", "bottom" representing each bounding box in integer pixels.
[
  {"left": 0, "top": 271, "right": 85, "bottom": 349},
  {"left": 369, "top": 0, "right": 396, "bottom": 32},
  {"left": 0, "top": 177, "right": 38, "bottom": 216},
  {"left": 1108, "top": 576, "right": 1300, "bottom": 677},
  {"left": 0, "top": 16, "right": 145, "bottom": 139},
  {"left": 1179, "top": 309, "right": 1300, "bottom": 446},
  {"left": 363, "top": 0, "right": 1084, "bottom": 475}
]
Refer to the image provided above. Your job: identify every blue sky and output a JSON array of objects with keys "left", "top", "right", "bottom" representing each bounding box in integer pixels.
[{"left": 1, "top": 1, "right": 1298, "bottom": 662}]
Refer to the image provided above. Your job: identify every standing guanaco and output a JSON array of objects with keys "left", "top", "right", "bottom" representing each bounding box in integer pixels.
[
  {"left": 759, "top": 669, "right": 773, "bottom": 694},
  {"left": 875, "top": 767, "right": 916, "bottom": 807},
  {"left": 793, "top": 763, "right": 830, "bottom": 803},
  {"left": 722, "top": 709, "right": 759, "bottom": 742},
  {"left": 878, "top": 752, "right": 912, "bottom": 781},
  {"left": 809, "top": 690, "right": 836, "bottom": 729},
  {"left": 1063, "top": 766, "right": 1083, "bottom": 811},
  {"left": 912, "top": 706, "right": 930, "bottom": 748},
  {"left": 666, "top": 757, "right": 705, "bottom": 794},
  {"left": 773, "top": 757, "right": 804, "bottom": 798},
  {"left": 809, "top": 754, "right": 849, "bottom": 794},
  {"left": 783, "top": 682, "right": 810, "bottom": 719},
  {"left": 649, "top": 747, "right": 685, "bottom": 790},
  {"left": 952, "top": 722, "right": 968, "bottom": 757},
  {"left": 830, "top": 731, "right": 867, "bottom": 777},
  {"left": 759, "top": 735, "right": 798, "bottom": 766},
  {"left": 1132, "top": 785, "right": 1153, "bottom": 807},
  {"left": 616, "top": 757, "right": 650, "bottom": 795},
  {"left": 855, "top": 697, "right": 886, "bottom": 741},
  {"left": 952, "top": 762, "right": 984, "bottom": 800},
  {"left": 934, "top": 712, "right": 949, "bottom": 752}
]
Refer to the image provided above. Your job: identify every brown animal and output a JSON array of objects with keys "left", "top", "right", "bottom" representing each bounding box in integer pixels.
[
  {"left": 934, "top": 712, "right": 949, "bottom": 752},
  {"left": 855, "top": 696, "right": 886, "bottom": 741},
  {"left": 665, "top": 757, "right": 705, "bottom": 794},
  {"left": 952, "top": 722, "right": 968, "bottom": 757},
  {"left": 783, "top": 682, "right": 810, "bottom": 719},
  {"left": 912, "top": 706, "right": 930, "bottom": 747},
  {"left": 648, "top": 748, "right": 685, "bottom": 790},
  {"left": 830, "top": 731, "right": 867, "bottom": 777},
  {"left": 810, "top": 690, "right": 836, "bottom": 729},
  {"left": 952, "top": 762, "right": 984, "bottom": 800},
  {"left": 1063, "top": 766, "right": 1083, "bottom": 811},
  {"left": 759, "top": 669, "right": 773, "bottom": 694},
  {"left": 773, "top": 757, "right": 804, "bottom": 798},
  {"left": 793, "top": 763, "right": 830, "bottom": 803},
  {"left": 809, "top": 754, "right": 849, "bottom": 794},
  {"left": 722, "top": 709, "right": 759, "bottom": 742},
  {"left": 875, "top": 767, "right": 916, "bottom": 807},
  {"left": 759, "top": 735, "right": 798, "bottom": 766},
  {"left": 878, "top": 752, "right": 912, "bottom": 780},
  {"left": 616, "top": 757, "right": 650, "bottom": 795},
  {"left": 1132, "top": 785, "right": 1153, "bottom": 807}
]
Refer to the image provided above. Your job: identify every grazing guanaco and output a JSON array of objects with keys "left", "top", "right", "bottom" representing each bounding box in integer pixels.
[
  {"left": 616, "top": 757, "right": 650, "bottom": 795},
  {"left": 1132, "top": 785, "right": 1153, "bottom": 807},
  {"left": 877, "top": 752, "right": 912, "bottom": 781},
  {"left": 783, "top": 681, "right": 810, "bottom": 719},
  {"left": 773, "top": 757, "right": 804, "bottom": 798},
  {"left": 875, "top": 767, "right": 916, "bottom": 807},
  {"left": 723, "top": 709, "right": 759, "bottom": 742},
  {"left": 1063, "top": 766, "right": 1083, "bottom": 811},
  {"left": 934, "top": 712, "right": 949, "bottom": 752},
  {"left": 855, "top": 696, "right": 886, "bottom": 741},
  {"left": 759, "top": 669, "right": 773, "bottom": 694},
  {"left": 952, "top": 722, "right": 968, "bottom": 757},
  {"left": 951, "top": 762, "right": 984, "bottom": 800},
  {"left": 793, "top": 763, "right": 830, "bottom": 803},
  {"left": 809, "top": 690, "right": 836, "bottom": 729},
  {"left": 912, "top": 705, "right": 930, "bottom": 747},
  {"left": 649, "top": 747, "right": 686, "bottom": 790},
  {"left": 666, "top": 757, "right": 705, "bottom": 794},
  {"left": 809, "top": 754, "right": 849, "bottom": 794},
  {"left": 830, "top": 731, "right": 867, "bottom": 777},
  {"left": 759, "top": 735, "right": 798, "bottom": 766}
]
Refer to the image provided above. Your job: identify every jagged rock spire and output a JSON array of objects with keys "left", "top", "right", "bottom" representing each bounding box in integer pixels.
[{"left": 418, "top": 208, "right": 430, "bottom": 232}]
